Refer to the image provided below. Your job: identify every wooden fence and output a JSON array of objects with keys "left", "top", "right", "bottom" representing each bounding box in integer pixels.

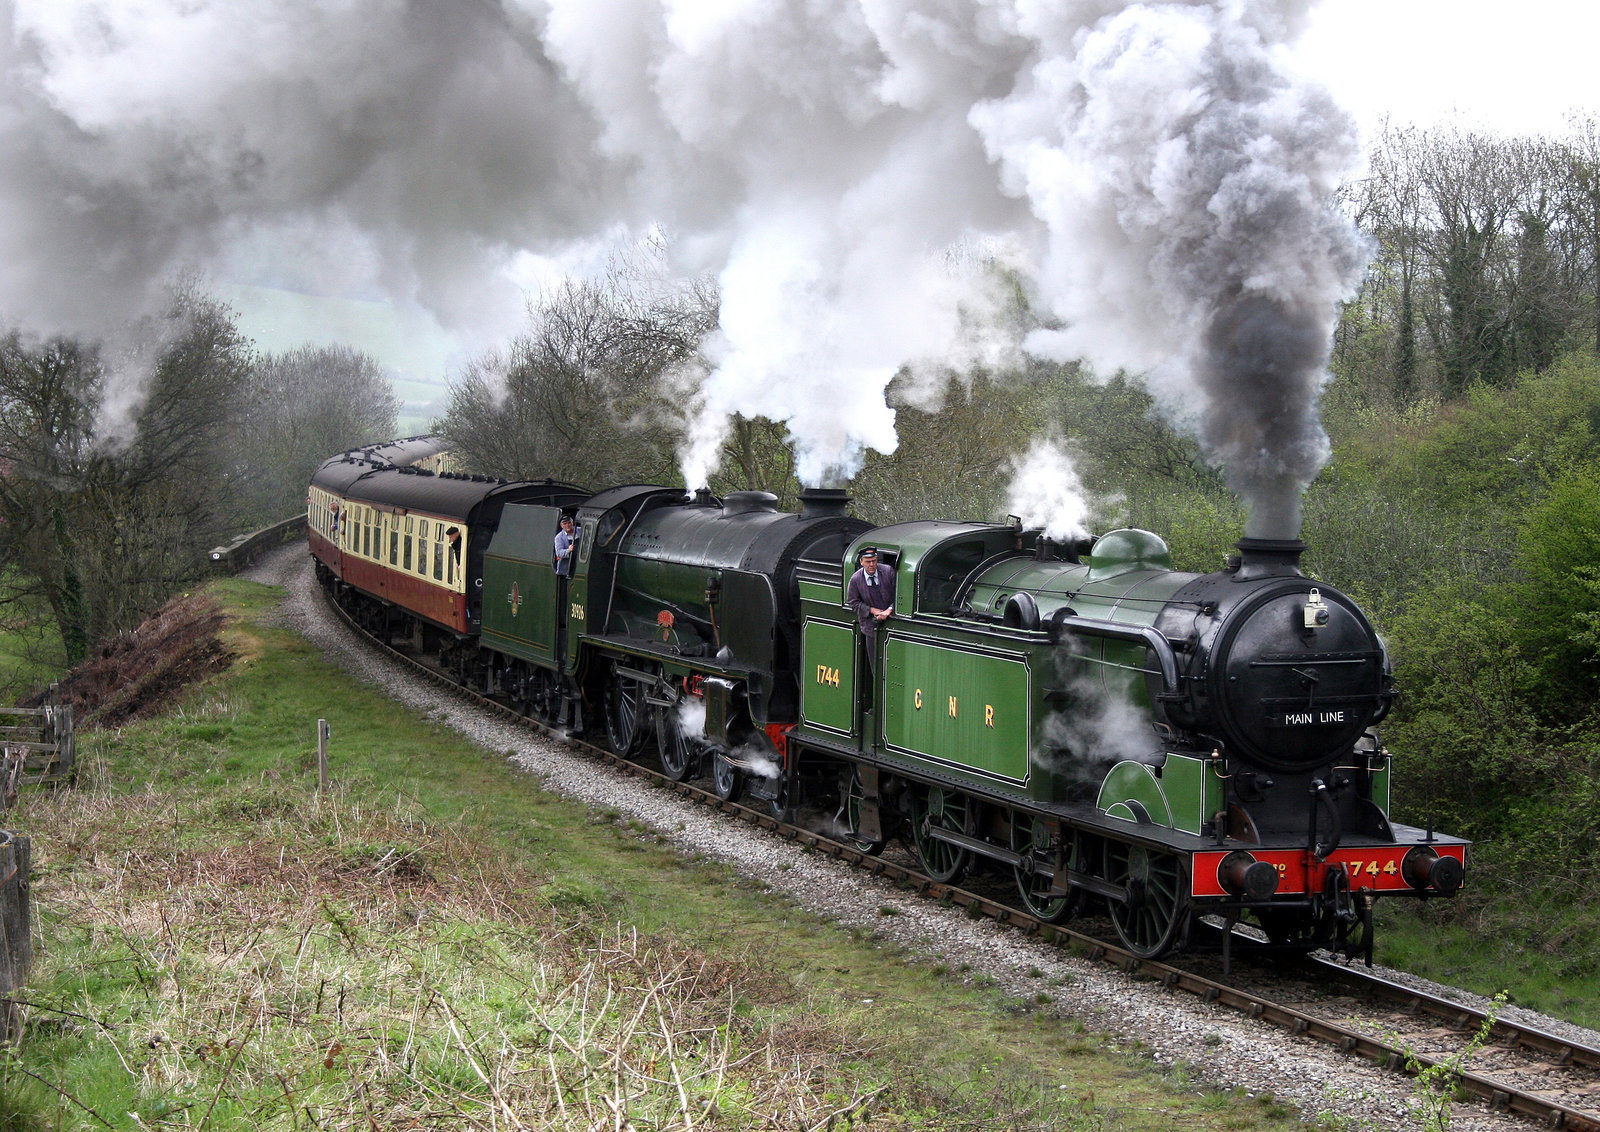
[
  {"left": 0, "top": 831, "right": 30, "bottom": 1043},
  {"left": 0, "top": 705, "right": 73, "bottom": 809}
]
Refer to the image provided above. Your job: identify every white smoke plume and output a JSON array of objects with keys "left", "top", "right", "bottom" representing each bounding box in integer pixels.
[
  {"left": 1035, "top": 645, "right": 1166, "bottom": 788},
  {"left": 1004, "top": 437, "right": 1093, "bottom": 541},
  {"left": 0, "top": 1, "right": 1363, "bottom": 531}
]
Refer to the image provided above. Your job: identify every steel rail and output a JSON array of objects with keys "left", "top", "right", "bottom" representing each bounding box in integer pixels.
[
  {"left": 317, "top": 580, "right": 1600, "bottom": 1132},
  {"left": 1307, "top": 954, "right": 1600, "bottom": 1074}
]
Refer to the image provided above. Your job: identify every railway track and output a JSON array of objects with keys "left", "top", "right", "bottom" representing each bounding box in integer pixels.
[{"left": 323, "top": 589, "right": 1600, "bottom": 1131}]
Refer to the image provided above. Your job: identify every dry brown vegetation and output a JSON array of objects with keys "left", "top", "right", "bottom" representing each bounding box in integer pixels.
[
  {"left": 23, "top": 593, "right": 233, "bottom": 727},
  {"left": 21, "top": 757, "right": 891, "bottom": 1130}
]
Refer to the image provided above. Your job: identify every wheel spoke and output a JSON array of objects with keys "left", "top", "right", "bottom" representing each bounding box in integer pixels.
[
  {"left": 709, "top": 751, "right": 742, "bottom": 801},
  {"left": 1012, "top": 818, "right": 1077, "bottom": 923},
  {"left": 604, "top": 669, "right": 647, "bottom": 755}
]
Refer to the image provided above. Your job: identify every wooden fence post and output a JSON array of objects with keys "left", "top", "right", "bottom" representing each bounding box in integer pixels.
[
  {"left": 317, "top": 719, "right": 330, "bottom": 793},
  {"left": 0, "top": 831, "right": 33, "bottom": 1043}
]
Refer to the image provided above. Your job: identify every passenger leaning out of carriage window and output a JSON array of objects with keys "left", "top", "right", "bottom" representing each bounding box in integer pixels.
[
  {"left": 553, "top": 514, "right": 580, "bottom": 577},
  {"left": 846, "top": 547, "right": 895, "bottom": 674},
  {"left": 446, "top": 526, "right": 462, "bottom": 564}
]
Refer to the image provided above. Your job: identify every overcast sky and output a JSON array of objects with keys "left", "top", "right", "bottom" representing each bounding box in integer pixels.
[{"left": 1300, "top": 0, "right": 1597, "bottom": 140}]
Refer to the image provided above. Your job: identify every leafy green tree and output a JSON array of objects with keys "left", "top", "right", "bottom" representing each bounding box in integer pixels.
[{"left": 1507, "top": 464, "right": 1600, "bottom": 711}]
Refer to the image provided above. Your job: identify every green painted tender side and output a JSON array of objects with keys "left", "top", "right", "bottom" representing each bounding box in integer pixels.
[{"left": 480, "top": 504, "right": 564, "bottom": 667}]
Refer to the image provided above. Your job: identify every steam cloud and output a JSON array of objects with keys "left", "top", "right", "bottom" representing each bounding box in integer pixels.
[
  {"left": 0, "top": 1, "right": 1363, "bottom": 533},
  {"left": 1036, "top": 643, "right": 1166, "bottom": 781},
  {"left": 1005, "top": 438, "right": 1093, "bottom": 541}
]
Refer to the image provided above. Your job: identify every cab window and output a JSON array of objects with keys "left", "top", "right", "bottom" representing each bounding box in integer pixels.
[{"left": 918, "top": 538, "right": 988, "bottom": 613}]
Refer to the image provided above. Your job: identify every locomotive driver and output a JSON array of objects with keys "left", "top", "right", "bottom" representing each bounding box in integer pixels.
[
  {"left": 553, "top": 514, "right": 579, "bottom": 577},
  {"left": 847, "top": 547, "right": 895, "bottom": 680}
]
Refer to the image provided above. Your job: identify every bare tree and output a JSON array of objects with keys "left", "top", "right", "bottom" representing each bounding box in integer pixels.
[
  {"left": 850, "top": 370, "right": 1045, "bottom": 526},
  {"left": 1344, "top": 124, "right": 1594, "bottom": 403},
  {"left": 233, "top": 344, "right": 400, "bottom": 524},
  {"left": 1560, "top": 113, "right": 1600, "bottom": 357},
  {"left": 0, "top": 289, "right": 251, "bottom": 664},
  {"left": 437, "top": 275, "right": 715, "bottom": 487}
]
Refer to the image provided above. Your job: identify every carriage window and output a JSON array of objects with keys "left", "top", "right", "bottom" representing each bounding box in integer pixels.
[
  {"left": 420, "top": 519, "right": 429, "bottom": 538},
  {"left": 404, "top": 535, "right": 412, "bottom": 571},
  {"left": 433, "top": 542, "right": 444, "bottom": 580},
  {"left": 363, "top": 514, "right": 371, "bottom": 557},
  {"left": 390, "top": 530, "right": 398, "bottom": 565}
]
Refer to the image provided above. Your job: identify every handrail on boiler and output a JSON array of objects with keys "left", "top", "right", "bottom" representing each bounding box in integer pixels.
[{"left": 1053, "top": 616, "right": 1181, "bottom": 695}]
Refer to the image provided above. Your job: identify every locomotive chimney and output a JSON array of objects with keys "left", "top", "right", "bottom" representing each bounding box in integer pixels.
[
  {"left": 797, "top": 487, "right": 851, "bottom": 520},
  {"left": 1233, "top": 537, "right": 1306, "bottom": 579}
]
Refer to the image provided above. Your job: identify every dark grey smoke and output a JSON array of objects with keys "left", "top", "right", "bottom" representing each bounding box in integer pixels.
[
  {"left": 983, "top": 3, "right": 1368, "bottom": 539},
  {"left": 1200, "top": 293, "right": 1336, "bottom": 538}
]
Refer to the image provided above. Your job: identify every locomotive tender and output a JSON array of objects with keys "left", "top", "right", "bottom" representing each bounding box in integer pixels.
[{"left": 310, "top": 438, "right": 1466, "bottom": 959}]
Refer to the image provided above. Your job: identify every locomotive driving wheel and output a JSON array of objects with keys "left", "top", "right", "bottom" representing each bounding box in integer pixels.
[
  {"left": 709, "top": 750, "right": 742, "bottom": 801},
  {"left": 911, "top": 786, "right": 969, "bottom": 884},
  {"left": 1106, "top": 843, "right": 1190, "bottom": 959},
  {"left": 843, "top": 769, "right": 885, "bottom": 856},
  {"left": 1012, "top": 819, "right": 1085, "bottom": 924},
  {"left": 655, "top": 704, "right": 697, "bottom": 781},
  {"left": 603, "top": 667, "right": 647, "bottom": 756}
]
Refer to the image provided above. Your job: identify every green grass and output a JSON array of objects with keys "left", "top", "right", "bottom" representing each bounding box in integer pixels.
[
  {"left": 0, "top": 585, "right": 65, "bottom": 702},
  {"left": 1375, "top": 893, "right": 1600, "bottom": 1030},
  {"left": 1, "top": 575, "right": 1314, "bottom": 1129}
]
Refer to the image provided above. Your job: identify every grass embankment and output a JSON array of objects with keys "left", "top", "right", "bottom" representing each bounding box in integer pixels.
[
  {"left": 1376, "top": 894, "right": 1600, "bottom": 1031},
  {"left": 3, "top": 576, "right": 1311, "bottom": 1129},
  {"left": 0, "top": 592, "right": 64, "bottom": 704}
]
